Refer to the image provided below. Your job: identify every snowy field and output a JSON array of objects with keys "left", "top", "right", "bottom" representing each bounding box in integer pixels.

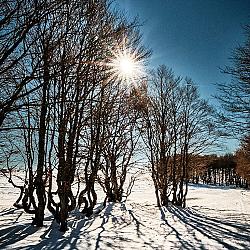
[{"left": 0, "top": 172, "right": 250, "bottom": 250}]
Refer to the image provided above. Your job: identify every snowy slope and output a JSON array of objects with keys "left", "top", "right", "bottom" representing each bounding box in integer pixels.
[{"left": 0, "top": 172, "right": 249, "bottom": 250}]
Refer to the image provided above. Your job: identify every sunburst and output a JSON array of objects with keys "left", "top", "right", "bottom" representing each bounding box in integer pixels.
[{"left": 107, "top": 43, "right": 145, "bottom": 87}]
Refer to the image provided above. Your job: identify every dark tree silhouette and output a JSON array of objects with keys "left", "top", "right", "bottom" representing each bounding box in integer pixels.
[{"left": 217, "top": 25, "right": 250, "bottom": 137}]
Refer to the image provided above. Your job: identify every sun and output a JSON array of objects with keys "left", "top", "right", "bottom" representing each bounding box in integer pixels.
[
  {"left": 107, "top": 46, "right": 145, "bottom": 86},
  {"left": 119, "top": 55, "right": 134, "bottom": 76}
]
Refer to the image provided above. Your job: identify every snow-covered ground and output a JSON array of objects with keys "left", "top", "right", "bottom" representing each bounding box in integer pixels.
[{"left": 0, "top": 172, "right": 249, "bottom": 250}]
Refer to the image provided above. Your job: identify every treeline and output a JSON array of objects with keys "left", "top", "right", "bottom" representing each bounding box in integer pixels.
[{"left": 189, "top": 154, "right": 249, "bottom": 188}]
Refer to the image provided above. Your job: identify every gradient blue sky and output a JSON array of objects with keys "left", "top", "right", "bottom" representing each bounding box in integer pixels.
[{"left": 115, "top": 0, "right": 250, "bottom": 153}]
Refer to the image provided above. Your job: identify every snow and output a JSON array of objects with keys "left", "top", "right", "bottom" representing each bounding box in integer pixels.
[{"left": 0, "top": 172, "right": 250, "bottom": 250}]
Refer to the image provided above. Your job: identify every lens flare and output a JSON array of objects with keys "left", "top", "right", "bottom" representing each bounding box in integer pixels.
[{"left": 107, "top": 45, "right": 145, "bottom": 86}]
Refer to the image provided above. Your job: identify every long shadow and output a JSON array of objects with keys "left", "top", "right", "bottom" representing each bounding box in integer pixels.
[
  {"left": 160, "top": 207, "right": 201, "bottom": 250},
  {"left": 163, "top": 205, "right": 250, "bottom": 249},
  {"left": 0, "top": 223, "right": 39, "bottom": 249},
  {"left": 0, "top": 207, "right": 24, "bottom": 226},
  {"left": 0, "top": 207, "right": 18, "bottom": 216},
  {"left": 6, "top": 202, "right": 246, "bottom": 249},
  {"left": 22, "top": 211, "right": 96, "bottom": 250},
  {"left": 0, "top": 203, "right": 131, "bottom": 250},
  {"left": 95, "top": 202, "right": 114, "bottom": 250},
  {"left": 0, "top": 207, "right": 38, "bottom": 249},
  {"left": 93, "top": 202, "right": 137, "bottom": 249},
  {"left": 120, "top": 203, "right": 161, "bottom": 249},
  {"left": 18, "top": 203, "right": 116, "bottom": 250},
  {"left": 122, "top": 203, "right": 145, "bottom": 238}
]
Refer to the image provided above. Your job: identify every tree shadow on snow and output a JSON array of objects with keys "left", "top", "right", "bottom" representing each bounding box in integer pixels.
[
  {"left": 0, "top": 203, "right": 135, "bottom": 250},
  {"left": 2, "top": 203, "right": 248, "bottom": 249},
  {"left": 0, "top": 222, "right": 39, "bottom": 248},
  {"left": 21, "top": 212, "right": 97, "bottom": 250},
  {"left": 0, "top": 207, "right": 37, "bottom": 249},
  {"left": 161, "top": 205, "right": 250, "bottom": 250},
  {"left": 94, "top": 202, "right": 115, "bottom": 250},
  {"left": 0, "top": 207, "right": 89, "bottom": 250},
  {"left": 93, "top": 202, "right": 143, "bottom": 250}
]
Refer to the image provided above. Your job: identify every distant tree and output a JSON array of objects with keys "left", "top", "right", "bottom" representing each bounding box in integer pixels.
[
  {"left": 217, "top": 25, "right": 250, "bottom": 137},
  {"left": 235, "top": 135, "right": 250, "bottom": 187},
  {"left": 200, "top": 154, "right": 239, "bottom": 186},
  {"left": 188, "top": 154, "right": 216, "bottom": 184}
]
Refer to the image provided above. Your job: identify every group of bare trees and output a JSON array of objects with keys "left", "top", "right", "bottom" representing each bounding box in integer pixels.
[
  {"left": 0, "top": 0, "right": 217, "bottom": 232},
  {"left": 136, "top": 66, "right": 217, "bottom": 207},
  {"left": 0, "top": 0, "right": 149, "bottom": 232}
]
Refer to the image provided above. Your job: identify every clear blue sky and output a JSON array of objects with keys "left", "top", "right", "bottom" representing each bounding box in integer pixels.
[{"left": 115, "top": 0, "right": 250, "bottom": 153}]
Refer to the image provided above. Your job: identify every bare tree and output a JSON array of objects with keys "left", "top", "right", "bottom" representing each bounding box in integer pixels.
[
  {"left": 95, "top": 84, "right": 139, "bottom": 203},
  {"left": 235, "top": 135, "right": 250, "bottom": 187},
  {"left": 216, "top": 25, "right": 250, "bottom": 137}
]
